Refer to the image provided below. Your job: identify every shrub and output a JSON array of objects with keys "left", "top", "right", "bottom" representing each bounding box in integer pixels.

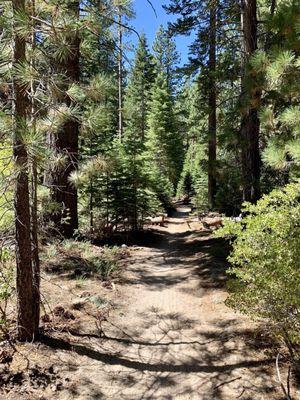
[{"left": 216, "top": 182, "right": 300, "bottom": 371}]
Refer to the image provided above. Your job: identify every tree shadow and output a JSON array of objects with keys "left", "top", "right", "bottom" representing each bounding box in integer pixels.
[
  {"left": 38, "top": 306, "right": 278, "bottom": 399},
  {"left": 122, "top": 228, "right": 230, "bottom": 295},
  {"left": 34, "top": 210, "right": 282, "bottom": 398},
  {"left": 39, "top": 333, "right": 273, "bottom": 374}
]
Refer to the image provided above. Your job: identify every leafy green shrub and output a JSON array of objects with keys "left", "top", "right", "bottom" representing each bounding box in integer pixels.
[{"left": 216, "top": 182, "right": 300, "bottom": 371}]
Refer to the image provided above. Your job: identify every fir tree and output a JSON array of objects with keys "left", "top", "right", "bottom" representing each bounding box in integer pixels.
[
  {"left": 152, "top": 25, "right": 180, "bottom": 93},
  {"left": 124, "top": 34, "right": 155, "bottom": 143},
  {"left": 146, "top": 72, "right": 183, "bottom": 198}
]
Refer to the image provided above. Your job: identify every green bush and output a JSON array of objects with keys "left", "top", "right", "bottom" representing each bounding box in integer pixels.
[{"left": 216, "top": 182, "right": 300, "bottom": 371}]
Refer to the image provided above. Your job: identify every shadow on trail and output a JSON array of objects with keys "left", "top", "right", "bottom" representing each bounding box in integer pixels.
[
  {"left": 38, "top": 205, "right": 279, "bottom": 399},
  {"left": 39, "top": 333, "right": 273, "bottom": 374},
  {"left": 39, "top": 306, "right": 277, "bottom": 399},
  {"left": 122, "top": 226, "right": 230, "bottom": 294}
]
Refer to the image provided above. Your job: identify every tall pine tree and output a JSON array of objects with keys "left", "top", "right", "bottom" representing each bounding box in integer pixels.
[{"left": 146, "top": 72, "right": 183, "bottom": 199}]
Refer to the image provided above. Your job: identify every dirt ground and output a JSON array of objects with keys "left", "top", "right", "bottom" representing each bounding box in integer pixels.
[{"left": 0, "top": 206, "right": 291, "bottom": 399}]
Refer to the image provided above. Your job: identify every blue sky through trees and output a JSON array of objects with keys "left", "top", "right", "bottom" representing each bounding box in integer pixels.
[{"left": 129, "top": 0, "right": 193, "bottom": 66}]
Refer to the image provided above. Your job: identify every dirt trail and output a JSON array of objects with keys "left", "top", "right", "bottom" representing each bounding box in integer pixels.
[
  {"left": 5, "top": 207, "right": 281, "bottom": 399},
  {"left": 53, "top": 206, "right": 280, "bottom": 399}
]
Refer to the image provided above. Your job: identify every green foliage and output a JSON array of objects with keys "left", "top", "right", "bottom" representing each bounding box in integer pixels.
[
  {"left": 216, "top": 182, "right": 300, "bottom": 368},
  {"left": 89, "top": 246, "right": 121, "bottom": 279},
  {"left": 177, "top": 141, "right": 208, "bottom": 211},
  {"left": 146, "top": 72, "right": 183, "bottom": 195},
  {"left": 0, "top": 247, "right": 14, "bottom": 331},
  {"left": 152, "top": 25, "right": 179, "bottom": 93},
  {"left": 256, "top": 1, "right": 300, "bottom": 175},
  {"left": 44, "top": 240, "right": 125, "bottom": 280}
]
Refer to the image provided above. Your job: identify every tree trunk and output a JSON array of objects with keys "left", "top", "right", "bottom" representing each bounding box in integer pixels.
[
  {"left": 30, "top": 0, "right": 40, "bottom": 334},
  {"left": 13, "top": 0, "right": 38, "bottom": 341},
  {"left": 208, "top": 0, "right": 217, "bottom": 210},
  {"left": 31, "top": 160, "right": 40, "bottom": 332},
  {"left": 48, "top": 0, "right": 80, "bottom": 238},
  {"left": 118, "top": 6, "right": 123, "bottom": 141},
  {"left": 240, "top": 0, "right": 261, "bottom": 203},
  {"left": 265, "top": 0, "right": 276, "bottom": 50}
]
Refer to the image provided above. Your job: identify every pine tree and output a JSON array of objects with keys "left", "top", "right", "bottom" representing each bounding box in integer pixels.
[
  {"left": 152, "top": 25, "right": 180, "bottom": 93},
  {"left": 45, "top": 0, "right": 80, "bottom": 238},
  {"left": 121, "top": 35, "right": 155, "bottom": 229},
  {"left": 165, "top": 0, "right": 236, "bottom": 209},
  {"left": 124, "top": 34, "right": 155, "bottom": 143},
  {"left": 146, "top": 72, "right": 183, "bottom": 198},
  {"left": 239, "top": 0, "right": 261, "bottom": 203},
  {"left": 255, "top": 1, "right": 300, "bottom": 175},
  {"left": 207, "top": 0, "right": 217, "bottom": 209},
  {"left": 12, "top": 0, "right": 39, "bottom": 341}
]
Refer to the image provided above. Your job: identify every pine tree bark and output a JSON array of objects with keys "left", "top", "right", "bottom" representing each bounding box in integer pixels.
[
  {"left": 13, "top": 0, "right": 38, "bottom": 341},
  {"left": 208, "top": 0, "right": 217, "bottom": 210},
  {"left": 30, "top": 0, "right": 40, "bottom": 334},
  {"left": 118, "top": 6, "right": 123, "bottom": 141},
  {"left": 48, "top": 0, "right": 79, "bottom": 238},
  {"left": 240, "top": 0, "right": 261, "bottom": 203}
]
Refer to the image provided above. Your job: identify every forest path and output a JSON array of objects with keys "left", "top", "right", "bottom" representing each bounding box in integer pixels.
[{"left": 34, "top": 206, "right": 280, "bottom": 400}]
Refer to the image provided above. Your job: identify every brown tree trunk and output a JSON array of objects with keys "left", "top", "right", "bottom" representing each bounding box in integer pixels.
[
  {"left": 208, "top": 0, "right": 217, "bottom": 210},
  {"left": 31, "top": 160, "right": 40, "bottom": 332},
  {"left": 30, "top": 0, "right": 40, "bottom": 334},
  {"left": 48, "top": 0, "right": 79, "bottom": 238},
  {"left": 240, "top": 0, "right": 261, "bottom": 203},
  {"left": 118, "top": 6, "right": 123, "bottom": 141},
  {"left": 13, "top": 0, "right": 38, "bottom": 341}
]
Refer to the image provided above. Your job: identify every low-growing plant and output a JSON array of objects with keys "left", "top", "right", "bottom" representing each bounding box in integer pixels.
[
  {"left": 43, "top": 240, "right": 124, "bottom": 281},
  {"left": 216, "top": 182, "right": 300, "bottom": 372},
  {"left": 89, "top": 246, "right": 120, "bottom": 279},
  {"left": 75, "top": 275, "right": 88, "bottom": 288}
]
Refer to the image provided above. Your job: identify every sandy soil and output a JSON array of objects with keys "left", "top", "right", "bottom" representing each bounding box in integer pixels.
[{"left": 0, "top": 207, "right": 286, "bottom": 399}]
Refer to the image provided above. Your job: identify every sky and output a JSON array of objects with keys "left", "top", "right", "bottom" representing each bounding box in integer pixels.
[{"left": 129, "top": 0, "right": 193, "bottom": 66}]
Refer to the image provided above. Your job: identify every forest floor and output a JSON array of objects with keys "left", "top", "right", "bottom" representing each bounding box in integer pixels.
[{"left": 0, "top": 205, "right": 288, "bottom": 399}]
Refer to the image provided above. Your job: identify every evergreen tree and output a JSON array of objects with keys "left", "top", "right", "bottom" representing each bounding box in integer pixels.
[
  {"left": 239, "top": 0, "right": 261, "bottom": 203},
  {"left": 44, "top": 0, "right": 80, "bottom": 238},
  {"left": 124, "top": 34, "right": 155, "bottom": 142},
  {"left": 146, "top": 72, "right": 183, "bottom": 199},
  {"left": 152, "top": 25, "right": 180, "bottom": 93},
  {"left": 253, "top": 1, "right": 300, "bottom": 176},
  {"left": 164, "top": 0, "right": 239, "bottom": 209}
]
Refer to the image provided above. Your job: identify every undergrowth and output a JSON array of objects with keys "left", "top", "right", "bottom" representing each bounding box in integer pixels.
[
  {"left": 0, "top": 247, "right": 14, "bottom": 339},
  {"left": 42, "top": 240, "right": 128, "bottom": 280}
]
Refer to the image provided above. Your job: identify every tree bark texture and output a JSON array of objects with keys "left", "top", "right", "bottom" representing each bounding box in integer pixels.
[
  {"left": 208, "top": 0, "right": 217, "bottom": 210},
  {"left": 13, "top": 0, "right": 39, "bottom": 341},
  {"left": 240, "top": 0, "right": 261, "bottom": 203}
]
